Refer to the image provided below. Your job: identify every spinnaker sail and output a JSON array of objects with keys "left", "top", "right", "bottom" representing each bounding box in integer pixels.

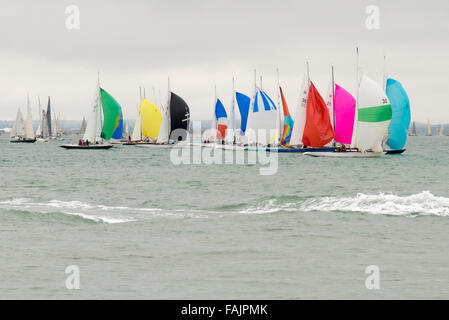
[
  {"left": 280, "top": 86, "right": 294, "bottom": 146},
  {"left": 334, "top": 84, "right": 356, "bottom": 145},
  {"left": 301, "top": 82, "right": 334, "bottom": 147},
  {"left": 385, "top": 78, "right": 411, "bottom": 150}
]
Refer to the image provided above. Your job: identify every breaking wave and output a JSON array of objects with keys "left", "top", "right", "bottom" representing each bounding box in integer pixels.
[
  {"left": 0, "top": 198, "right": 205, "bottom": 224},
  {"left": 239, "top": 191, "right": 449, "bottom": 217}
]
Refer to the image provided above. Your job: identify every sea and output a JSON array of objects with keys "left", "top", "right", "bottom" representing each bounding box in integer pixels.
[{"left": 0, "top": 134, "right": 448, "bottom": 299}]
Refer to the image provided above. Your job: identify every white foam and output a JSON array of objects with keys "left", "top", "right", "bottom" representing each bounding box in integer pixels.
[
  {"left": 299, "top": 191, "right": 449, "bottom": 217},
  {"left": 238, "top": 191, "right": 449, "bottom": 217}
]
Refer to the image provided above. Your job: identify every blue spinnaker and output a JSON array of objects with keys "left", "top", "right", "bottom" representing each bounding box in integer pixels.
[
  {"left": 215, "top": 98, "right": 227, "bottom": 119},
  {"left": 386, "top": 78, "right": 411, "bottom": 150},
  {"left": 236, "top": 92, "right": 250, "bottom": 134}
]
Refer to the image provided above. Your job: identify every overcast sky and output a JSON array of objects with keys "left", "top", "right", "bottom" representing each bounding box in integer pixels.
[{"left": 0, "top": 0, "right": 448, "bottom": 123}]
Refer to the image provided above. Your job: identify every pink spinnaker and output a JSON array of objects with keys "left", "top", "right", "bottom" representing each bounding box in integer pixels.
[{"left": 334, "top": 84, "right": 356, "bottom": 145}]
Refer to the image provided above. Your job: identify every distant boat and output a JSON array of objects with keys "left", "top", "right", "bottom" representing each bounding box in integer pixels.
[
  {"left": 408, "top": 121, "right": 417, "bottom": 136},
  {"left": 438, "top": 123, "right": 444, "bottom": 136},
  {"left": 384, "top": 78, "right": 410, "bottom": 154},
  {"left": 61, "top": 75, "right": 121, "bottom": 149},
  {"left": 426, "top": 120, "right": 432, "bottom": 136},
  {"left": 79, "top": 117, "right": 87, "bottom": 136},
  {"left": 10, "top": 96, "right": 36, "bottom": 143}
]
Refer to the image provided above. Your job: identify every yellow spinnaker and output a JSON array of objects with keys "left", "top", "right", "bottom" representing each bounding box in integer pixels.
[{"left": 140, "top": 98, "right": 162, "bottom": 138}]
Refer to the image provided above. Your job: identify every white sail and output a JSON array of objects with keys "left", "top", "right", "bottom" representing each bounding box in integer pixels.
[
  {"left": 245, "top": 88, "right": 278, "bottom": 145},
  {"left": 10, "top": 108, "right": 25, "bottom": 138},
  {"left": 25, "top": 97, "right": 35, "bottom": 140},
  {"left": 289, "top": 74, "right": 309, "bottom": 146},
  {"left": 427, "top": 120, "right": 432, "bottom": 136},
  {"left": 156, "top": 104, "right": 170, "bottom": 143},
  {"left": 439, "top": 124, "right": 444, "bottom": 136},
  {"left": 131, "top": 104, "right": 142, "bottom": 141},
  {"left": 36, "top": 98, "right": 42, "bottom": 136},
  {"left": 83, "top": 84, "right": 102, "bottom": 143},
  {"left": 79, "top": 117, "right": 87, "bottom": 135},
  {"left": 42, "top": 110, "right": 49, "bottom": 138},
  {"left": 354, "top": 75, "right": 392, "bottom": 152}
]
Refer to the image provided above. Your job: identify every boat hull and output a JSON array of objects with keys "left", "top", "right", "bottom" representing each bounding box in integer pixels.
[
  {"left": 385, "top": 149, "right": 406, "bottom": 155},
  {"left": 304, "top": 151, "right": 385, "bottom": 158},
  {"left": 10, "top": 139, "right": 36, "bottom": 143},
  {"left": 269, "top": 147, "right": 336, "bottom": 153},
  {"left": 60, "top": 144, "right": 113, "bottom": 149},
  {"left": 135, "top": 143, "right": 174, "bottom": 148}
]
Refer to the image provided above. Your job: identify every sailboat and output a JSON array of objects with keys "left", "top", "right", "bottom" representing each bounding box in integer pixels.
[
  {"left": 408, "top": 121, "right": 417, "bottom": 136},
  {"left": 136, "top": 81, "right": 190, "bottom": 148},
  {"left": 305, "top": 74, "right": 392, "bottom": 158},
  {"left": 383, "top": 78, "right": 411, "bottom": 154},
  {"left": 438, "top": 123, "right": 444, "bottom": 136},
  {"left": 60, "top": 76, "right": 121, "bottom": 149},
  {"left": 245, "top": 72, "right": 279, "bottom": 148},
  {"left": 277, "top": 64, "right": 335, "bottom": 153},
  {"left": 426, "top": 120, "right": 432, "bottom": 136},
  {"left": 10, "top": 96, "right": 36, "bottom": 143}
]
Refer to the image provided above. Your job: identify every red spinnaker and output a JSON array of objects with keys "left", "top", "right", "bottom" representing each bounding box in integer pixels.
[{"left": 302, "top": 82, "right": 334, "bottom": 147}]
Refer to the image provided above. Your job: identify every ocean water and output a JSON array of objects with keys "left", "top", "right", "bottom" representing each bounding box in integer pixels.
[{"left": 0, "top": 135, "right": 448, "bottom": 299}]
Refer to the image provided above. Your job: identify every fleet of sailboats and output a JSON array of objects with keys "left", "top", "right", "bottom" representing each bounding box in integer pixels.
[{"left": 7, "top": 52, "right": 445, "bottom": 153}]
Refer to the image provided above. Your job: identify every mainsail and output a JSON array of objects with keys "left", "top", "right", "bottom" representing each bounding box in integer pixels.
[
  {"left": 301, "top": 82, "right": 334, "bottom": 147},
  {"left": 156, "top": 104, "right": 170, "bottom": 144},
  {"left": 334, "top": 84, "right": 356, "bottom": 145},
  {"left": 386, "top": 78, "right": 411, "bottom": 150},
  {"left": 289, "top": 75, "right": 309, "bottom": 146},
  {"left": 426, "top": 120, "right": 432, "bottom": 136},
  {"left": 354, "top": 75, "right": 392, "bottom": 152},
  {"left": 10, "top": 109, "right": 25, "bottom": 138},
  {"left": 25, "top": 96, "right": 35, "bottom": 140},
  {"left": 46, "top": 97, "right": 52, "bottom": 137},
  {"left": 169, "top": 92, "right": 190, "bottom": 140},
  {"left": 280, "top": 87, "right": 294, "bottom": 146}
]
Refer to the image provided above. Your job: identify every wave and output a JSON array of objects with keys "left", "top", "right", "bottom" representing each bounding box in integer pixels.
[
  {"left": 238, "top": 191, "right": 449, "bottom": 217},
  {"left": 0, "top": 198, "right": 206, "bottom": 224}
]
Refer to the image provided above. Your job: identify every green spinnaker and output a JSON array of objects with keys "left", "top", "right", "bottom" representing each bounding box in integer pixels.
[
  {"left": 100, "top": 88, "right": 122, "bottom": 140},
  {"left": 358, "top": 104, "right": 392, "bottom": 123}
]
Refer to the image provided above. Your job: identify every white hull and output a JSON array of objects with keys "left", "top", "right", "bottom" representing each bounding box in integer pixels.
[
  {"left": 304, "top": 151, "right": 385, "bottom": 158},
  {"left": 135, "top": 143, "right": 174, "bottom": 148}
]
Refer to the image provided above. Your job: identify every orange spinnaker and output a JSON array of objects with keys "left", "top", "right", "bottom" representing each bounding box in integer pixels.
[{"left": 302, "top": 82, "right": 334, "bottom": 147}]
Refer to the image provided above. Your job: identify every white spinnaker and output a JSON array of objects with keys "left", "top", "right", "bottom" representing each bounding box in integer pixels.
[
  {"left": 25, "top": 99, "right": 35, "bottom": 139},
  {"left": 156, "top": 104, "right": 170, "bottom": 143},
  {"left": 246, "top": 89, "right": 278, "bottom": 145},
  {"left": 354, "top": 75, "right": 391, "bottom": 152},
  {"left": 289, "top": 75, "right": 309, "bottom": 146}
]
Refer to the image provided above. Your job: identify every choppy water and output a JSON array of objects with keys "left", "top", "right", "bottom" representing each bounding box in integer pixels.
[{"left": 0, "top": 135, "right": 448, "bottom": 299}]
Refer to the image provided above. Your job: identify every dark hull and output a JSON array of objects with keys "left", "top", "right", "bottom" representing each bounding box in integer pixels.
[
  {"left": 269, "top": 147, "right": 336, "bottom": 153},
  {"left": 10, "top": 139, "right": 36, "bottom": 143},
  {"left": 60, "top": 144, "right": 113, "bottom": 150},
  {"left": 385, "top": 149, "right": 406, "bottom": 155}
]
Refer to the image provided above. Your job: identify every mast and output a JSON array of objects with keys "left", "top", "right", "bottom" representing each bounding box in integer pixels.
[
  {"left": 167, "top": 77, "right": 171, "bottom": 141},
  {"left": 231, "top": 76, "right": 236, "bottom": 144},
  {"left": 276, "top": 68, "right": 281, "bottom": 145},
  {"left": 93, "top": 72, "right": 100, "bottom": 144},
  {"left": 331, "top": 65, "right": 336, "bottom": 147},
  {"left": 382, "top": 55, "right": 387, "bottom": 91},
  {"left": 353, "top": 46, "right": 360, "bottom": 149}
]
